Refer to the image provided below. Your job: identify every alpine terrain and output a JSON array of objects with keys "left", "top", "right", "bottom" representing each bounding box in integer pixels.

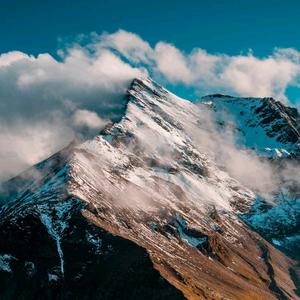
[{"left": 0, "top": 78, "right": 299, "bottom": 300}]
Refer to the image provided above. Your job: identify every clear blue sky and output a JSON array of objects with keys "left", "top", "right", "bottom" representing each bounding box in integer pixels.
[
  {"left": 1, "top": 0, "right": 299, "bottom": 57},
  {"left": 1, "top": 0, "right": 300, "bottom": 102}
]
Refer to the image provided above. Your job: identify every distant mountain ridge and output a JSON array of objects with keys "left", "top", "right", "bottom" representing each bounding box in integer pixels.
[{"left": 199, "top": 94, "right": 300, "bottom": 157}]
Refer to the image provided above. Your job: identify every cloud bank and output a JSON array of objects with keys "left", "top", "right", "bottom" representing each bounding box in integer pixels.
[
  {"left": 1, "top": 29, "right": 300, "bottom": 181},
  {"left": 95, "top": 30, "right": 300, "bottom": 101}
]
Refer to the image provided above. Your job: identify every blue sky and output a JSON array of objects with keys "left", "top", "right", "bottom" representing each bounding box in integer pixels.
[
  {"left": 0, "top": 0, "right": 299, "bottom": 57},
  {"left": 2, "top": 0, "right": 300, "bottom": 103}
]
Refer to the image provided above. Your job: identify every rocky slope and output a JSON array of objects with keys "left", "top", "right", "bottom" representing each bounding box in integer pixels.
[
  {"left": 0, "top": 78, "right": 299, "bottom": 299},
  {"left": 198, "top": 94, "right": 300, "bottom": 262},
  {"left": 200, "top": 94, "right": 300, "bottom": 158}
]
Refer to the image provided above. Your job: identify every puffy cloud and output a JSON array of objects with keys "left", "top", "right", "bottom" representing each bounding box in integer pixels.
[
  {"left": 73, "top": 109, "right": 107, "bottom": 129},
  {"left": 156, "top": 46, "right": 300, "bottom": 100},
  {"left": 92, "top": 30, "right": 300, "bottom": 101},
  {"left": 1, "top": 29, "right": 300, "bottom": 182},
  {"left": 220, "top": 54, "right": 298, "bottom": 100},
  {"left": 96, "top": 29, "right": 153, "bottom": 63},
  {"left": 0, "top": 118, "right": 74, "bottom": 181},
  {"left": 0, "top": 41, "right": 144, "bottom": 182},
  {"left": 154, "top": 42, "right": 194, "bottom": 84},
  {"left": 0, "top": 51, "right": 30, "bottom": 67}
]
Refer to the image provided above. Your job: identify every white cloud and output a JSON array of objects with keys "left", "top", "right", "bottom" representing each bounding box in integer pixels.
[
  {"left": 96, "top": 29, "right": 153, "bottom": 63},
  {"left": 152, "top": 45, "right": 300, "bottom": 100},
  {"left": 1, "top": 29, "right": 300, "bottom": 182},
  {"left": 92, "top": 30, "right": 300, "bottom": 101},
  {"left": 0, "top": 119, "right": 74, "bottom": 181},
  {"left": 73, "top": 109, "right": 107, "bottom": 129},
  {"left": 0, "top": 51, "right": 31, "bottom": 67},
  {"left": 154, "top": 42, "right": 194, "bottom": 84},
  {"left": 220, "top": 54, "right": 298, "bottom": 100},
  {"left": 0, "top": 40, "right": 144, "bottom": 181}
]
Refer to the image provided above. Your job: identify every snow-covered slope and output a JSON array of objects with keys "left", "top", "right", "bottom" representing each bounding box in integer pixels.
[
  {"left": 0, "top": 78, "right": 299, "bottom": 300},
  {"left": 199, "top": 94, "right": 300, "bottom": 158},
  {"left": 198, "top": 94, "right": 300, "bottom": 265},
  {"left": 71, "top": 79, "right": 255, "bottom": 214}
]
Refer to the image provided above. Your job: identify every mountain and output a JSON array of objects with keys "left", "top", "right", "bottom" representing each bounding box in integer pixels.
[
  {"left": 0, "top": 78, "right": 299, "bottom": 300},
  {"left": 200, "top": 94, "right": 300, "bottom": 158},
  {"left": 198, "top": 94, "right": 300, "bottom": 262}
]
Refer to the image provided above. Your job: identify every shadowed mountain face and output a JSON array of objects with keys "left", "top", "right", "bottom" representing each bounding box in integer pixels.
[
  {"left": 0, "top": 202, "right": 184, "bottom": 300},
  {"left": 0, "top": 78, "right": 299, "bottom": 299}
]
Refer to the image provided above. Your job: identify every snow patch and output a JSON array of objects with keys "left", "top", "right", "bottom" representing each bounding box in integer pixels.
[
  {"left": 40, "top": 213, "right": 65, "bottom": 275},
  {"left": 0, "top": 254, "right": 16, "bottom": 273},
  {"left": 176, "top": 216, "right": 207, "bottom": 247},
  {"left": 48, "top": 273, "right": 60, "bottom": 282}
]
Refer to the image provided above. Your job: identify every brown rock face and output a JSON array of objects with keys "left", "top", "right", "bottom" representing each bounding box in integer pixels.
[{"left": 83, "top": 206, "right": 298, "bottom": 300}]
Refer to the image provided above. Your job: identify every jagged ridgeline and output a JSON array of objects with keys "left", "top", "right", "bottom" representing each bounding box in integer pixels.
[{"left": 0, "top": 78, "right": 300, "bottom": 300}]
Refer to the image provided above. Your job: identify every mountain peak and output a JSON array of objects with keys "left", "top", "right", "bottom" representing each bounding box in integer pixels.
[
  {"left": 1, "top": 79, "right": 299, "bottom": 299},
  {"left": 126, "top": 77, "right": 171, "bottom": 105}
]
